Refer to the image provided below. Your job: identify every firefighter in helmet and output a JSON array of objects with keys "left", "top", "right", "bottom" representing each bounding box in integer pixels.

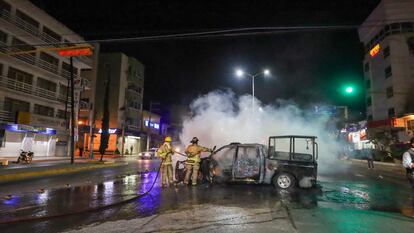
[
  {"left": 184, "top": 137, "right": 213, "bottom": 185},
  {"left": 158, "top": 136, "right": 174, "bottom": 187}
]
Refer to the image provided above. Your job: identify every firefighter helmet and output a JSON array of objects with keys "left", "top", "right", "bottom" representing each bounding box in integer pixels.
[
  {"left": 164, "top": 136, "right": 172, "bottom": 142},
  {"left": 190, "top": 137, "right": 199, "bottom": 144}
]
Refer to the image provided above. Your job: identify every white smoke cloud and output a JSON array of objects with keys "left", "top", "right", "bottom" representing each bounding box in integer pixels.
[{"left": 179, "top": 89, "right": 343, "bottom": 172}]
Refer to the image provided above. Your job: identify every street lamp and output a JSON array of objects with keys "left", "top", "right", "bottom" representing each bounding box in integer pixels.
[{"left": 234, "top": 68, "right": 271, "bottom": 114}]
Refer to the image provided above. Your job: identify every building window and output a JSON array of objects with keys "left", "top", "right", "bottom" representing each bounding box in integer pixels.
[
  {"left": 388, "top": 108, "right": 395, "bottom": 118},
  {"left": 7, "top": 67, "right": 33, "bottom": 84},
  {"left": 56, "top": 109, "right": 68, "bottom": 119},
  {"left": 364, "top": 62, "right": 369, "bottom": 72},
  {"left": 384, "top": 66, "right": 392, "bottom": 78},
  {"left": 367, "top": 97, "right": 372, "bottom": 107},
  {"left": 407, "top": 120, "right": 414, "bottom": 131},
  {"left": 0, "top": 0, "right": 11, "bottom": 12},
  {"left": 367, "top": 115, "right": 373, "bottom": 121},
  {"left": 4, "top": 97, "right": 30, "bottom": 112},
  {"left": 34, "top": 104, "right": 54, "bottom": 117},
  {"left": 59, "top": 84, "right": 68, "bottom": 96},
  {"left": 42, "top": 26, "right": 61, "bottom": 42},
  {"left": 37, "top": 77, "right": 57, "bottom": 92},
  {"left": 383, "top": 46, "right": 390, "bottom": 58},
  {"left": 408, "top": 37, "right": 414, "bottom": 56},
  {"left": 366, "top": 79, "right": 371, "bottom": 89},
  {"left": 62, "top": 62, "right": 78, "bottom": 75},
  {"left": 401, "top": 22, "right": 413, "bottom": 32},
  {"left": 0, "top": 30, "right": 7, "bottom": 43},
  {"left": 11, "top": 38, "right": 35, "bottom": 64},
  {"left": 40, "top": 52, "right": 59, "bottom": 67},
  {"left": 16, "top": 10, "right": 39, "bottom": 30},
  {"left": 386, "top": 86, "right": 393, "bottom": 98}
]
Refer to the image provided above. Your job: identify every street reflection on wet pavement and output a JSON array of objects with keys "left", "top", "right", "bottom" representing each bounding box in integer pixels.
[{"left": 1, "top": 162, "right": 414, "bottom": 233}]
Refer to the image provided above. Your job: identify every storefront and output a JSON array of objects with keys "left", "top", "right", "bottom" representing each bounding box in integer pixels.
[
  {"left": 341, "top": 121, "right": 375, "bottom": 150},
  {"left": 0, "top": 123, "right": 57, "bottom": 158}
]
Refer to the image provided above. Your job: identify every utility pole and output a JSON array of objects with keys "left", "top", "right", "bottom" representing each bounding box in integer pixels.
[
  {"left": 146, "top": 102, "right": 152, "bottom": 151},
  {"left": 70, "top": 56, "right": 75, "bottom": 164},
  {"left": 121, "top": 97, "right": 127, "bottom": 156},
  {"left": 57, "top": 46, "right": 94, "bottom": 163}
]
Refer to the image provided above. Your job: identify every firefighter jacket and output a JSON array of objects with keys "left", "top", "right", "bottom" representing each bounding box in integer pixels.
[
  {"left": 185, "top": 144, "right": 210, "bottom": 165},
  {"left": 158, "top": 142, "right": 173, "bottom": 165}
]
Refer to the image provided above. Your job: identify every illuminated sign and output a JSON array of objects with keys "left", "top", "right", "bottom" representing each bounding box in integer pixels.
[
  {"left": 0, "top": 123, "right": 56, "bottom": 135},
  {"left": 369, "top": 44, "right": 380, "bottom": 57},
  {"left": 98, "top": 128, "right": 118, "bottom": 134},
  {"left": 144, "top": 120, "right": 160, "bottom": 130},
  {"left": 58, "top": 47, "right": 92, "bottom": 57}
]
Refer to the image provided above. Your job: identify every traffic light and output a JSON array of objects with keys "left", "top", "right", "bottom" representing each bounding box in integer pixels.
[{"left": 345, "top": 86, "right": 353, "bottom": 94}]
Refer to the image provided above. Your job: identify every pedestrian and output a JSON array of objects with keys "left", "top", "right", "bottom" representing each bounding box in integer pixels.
[
  {"left": 130, "top": 145, "right": 134, "bottom": 154},
  {"left": 184, "top": 137, "right": 213, "bottom": 186},
  {"left": 403, "top": 137, "right": 414, "bottom": 217},
  {"left": 158, "top": 136, "right": 174, "bottom": 187},
  {"left": 366, "top": 149, "right": 374, "bottom": 169},
  {"left": 79, "top": 144, "right": 84, "bottom": 157}
]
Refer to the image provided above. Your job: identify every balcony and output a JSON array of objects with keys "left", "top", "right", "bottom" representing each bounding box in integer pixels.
[
  {"left": 0, "top": 9, "right": 93, "bottom": 67},
  {"left": 0, "top": 41, "right": 91, "bottom": 89},
  {"left": 0, "top": 104, "right": 14, "bottom": 123},
  {"left": 0, "top": 75, "right": 69, "bottom": 104},
  {"left": 0, "top": 9, "right": 39, "bottom": 37},
  {"left": 37, "top": 58, "right": 59, "bottom": 74}
]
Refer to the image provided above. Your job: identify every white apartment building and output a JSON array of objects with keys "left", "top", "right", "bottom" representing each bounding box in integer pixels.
[
  {"left": 0, "top": 0, "right": 94, "bottom": 157},
  {"left": 81, "top": 53, "right": 144, "bottom": 156},
  {"left": 358, "top": 0, "right": 414, "bottom": 142}
]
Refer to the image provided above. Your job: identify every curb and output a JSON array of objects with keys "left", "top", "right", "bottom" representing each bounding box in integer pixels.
[
  {"left": 351, "top": 159, "right": 401, "bottom": 167},
  {"left": 0, "top": 162, "right": 128, "bottom": 183}
]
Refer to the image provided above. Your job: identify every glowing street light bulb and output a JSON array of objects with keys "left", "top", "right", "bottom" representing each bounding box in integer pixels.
[
  {"left": 345, "top": 86, "right": 353, "bottom": 93},
  {"left": 263, "top": 69, "right": 270, "bottom": 76},
  {"left": 235, "top": 69, "right": 244, "bottom": 77}
]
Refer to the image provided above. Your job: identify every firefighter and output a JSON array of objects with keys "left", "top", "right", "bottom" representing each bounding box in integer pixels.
[
  {"left": 158, "top": 136, "right": 174, "bottom": 187},
  {"left": 184, "top": 137, "right": 212, "bottom": 186}
]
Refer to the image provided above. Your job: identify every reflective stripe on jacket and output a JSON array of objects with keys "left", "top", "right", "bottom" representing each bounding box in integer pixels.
[
  {"left": 185, "top": 144, "right": 210, "bottom": 165},
  {"left": 158, "top": 143, "right": 173, "bottom": 165}
]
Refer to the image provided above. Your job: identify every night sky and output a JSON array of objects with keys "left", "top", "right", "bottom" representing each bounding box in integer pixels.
[{"left": 31, "top": 0, "right": 380, "bottom": 115}]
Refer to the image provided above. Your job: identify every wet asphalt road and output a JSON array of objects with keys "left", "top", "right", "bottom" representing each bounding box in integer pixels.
[{"left": 1, "top": 159, "right": 414, "bottom": 233}]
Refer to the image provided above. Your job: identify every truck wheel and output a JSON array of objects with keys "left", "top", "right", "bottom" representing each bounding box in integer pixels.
[{"left": 273, "top": 172, "right": 296, "bottom": 191}]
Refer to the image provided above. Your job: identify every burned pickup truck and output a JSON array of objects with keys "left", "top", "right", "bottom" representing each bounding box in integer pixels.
[{"left": 202, "top": 135, "right": 319, "bottom": 190}]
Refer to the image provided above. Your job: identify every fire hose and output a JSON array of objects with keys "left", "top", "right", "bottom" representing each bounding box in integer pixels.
[{"left": 0, "top": 161, "right": 164, "bottom": 225}]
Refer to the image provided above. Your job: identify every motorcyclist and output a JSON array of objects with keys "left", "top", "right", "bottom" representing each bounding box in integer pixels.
[
  {"left": 184, "top": 137, "right": 212, "bottom": 186},
  {"left": 158, "top": 136, "right": 174, "bottom": 187}
]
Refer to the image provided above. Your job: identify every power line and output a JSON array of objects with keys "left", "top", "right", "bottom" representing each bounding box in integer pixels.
[
  {"left": 1, "top": 21, "right": 413, "bottom": 50},
  {"left": 1, "top": 25, "right": 360, "bottom": 49}
]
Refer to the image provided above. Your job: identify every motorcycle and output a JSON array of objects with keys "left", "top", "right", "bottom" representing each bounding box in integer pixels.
[{"left": 16, "top": 150, "right": 34, "bottom": 164}]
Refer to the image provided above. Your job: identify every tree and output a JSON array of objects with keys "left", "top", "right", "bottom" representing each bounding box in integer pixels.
[{"left": 99, "top": 65, "right": 111, "bottom": 161}]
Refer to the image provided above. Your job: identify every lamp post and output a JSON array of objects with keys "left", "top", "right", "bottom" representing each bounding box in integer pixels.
[{"left": 235, "top": 68, "right": 270, "bottom": 114}]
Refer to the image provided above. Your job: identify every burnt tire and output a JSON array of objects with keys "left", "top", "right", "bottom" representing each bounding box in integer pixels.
[{"left": 273, "top": 172, "right": 296, "bottom": 191}]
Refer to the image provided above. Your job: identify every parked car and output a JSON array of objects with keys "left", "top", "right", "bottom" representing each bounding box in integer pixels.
[
  {"left": 138, "top": 148, "right": 158, "bottom": 160},
  {"left": 176, "top": 135, "right": 318, "bottom": 190}
]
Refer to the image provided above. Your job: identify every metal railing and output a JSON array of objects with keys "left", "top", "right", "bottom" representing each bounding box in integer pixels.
[
  {"left": 0, "top": 104, "right": 14, "bottom": 123},
  {"left": 0, "top": 9, "right": 40, "bottom": 36},
  {"left": 0, "top": 75, "right": 70, "bottom": 104},
  {"left": 39, "top": 32, "right": 61, "bottom": 47},
  {"left": 37, "top": 58, "right": 59, "bottom": 74},
  {"left": 0, "top": 41, "right": 91, "bottom": 90},
  {"left": 0, "top": 9, "right": 93, "bottom": 67}
]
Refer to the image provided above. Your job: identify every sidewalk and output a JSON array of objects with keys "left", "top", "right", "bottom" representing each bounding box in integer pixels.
[{"left": 0, "top": 157, "right": 131, "bottom": 184}]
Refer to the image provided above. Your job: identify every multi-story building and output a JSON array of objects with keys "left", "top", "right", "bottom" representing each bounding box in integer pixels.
[
  {"left": 83, "top": 53, "right": 144, "bottom": 155},
  {"left": 0, "top": 0, "right": 94, "bottom": 157},
  {"left": 358, "top": 0, "right": 414, "bottom": 142}
]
